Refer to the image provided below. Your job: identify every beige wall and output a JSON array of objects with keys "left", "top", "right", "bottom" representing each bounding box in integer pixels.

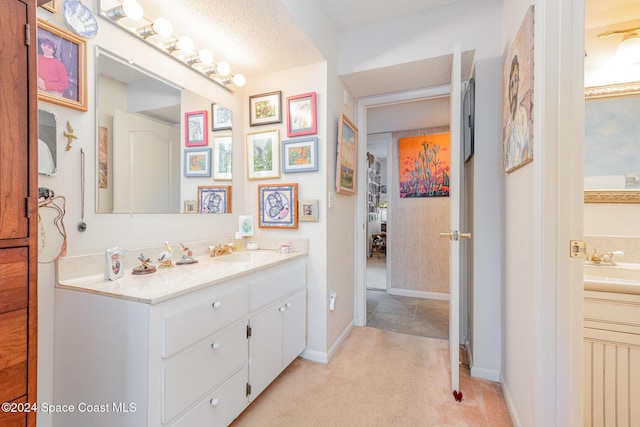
[{"left": 388, "top": 126, "right": 450, "bottom": 296}]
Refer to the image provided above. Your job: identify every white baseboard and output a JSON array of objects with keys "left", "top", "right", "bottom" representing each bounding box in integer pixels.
[
  {"left": 387, "top": 288, "right": 449, "bottom": 300},
  {"left": 300, "top": 320, "right": 354, "bottom": 364},
  {"left": 470, "top": 366, "right": 501, "bottom": 382},
  {"left": 500, "top": 376, "right": 522, "bottom": 427}
]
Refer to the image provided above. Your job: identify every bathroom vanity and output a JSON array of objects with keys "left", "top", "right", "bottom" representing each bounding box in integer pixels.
[
  {"left": 583, "top": 265, "right": 640, "bottom": 427},
  {"left": 54, "top": 247, "right": 307, "bottom": 426}
]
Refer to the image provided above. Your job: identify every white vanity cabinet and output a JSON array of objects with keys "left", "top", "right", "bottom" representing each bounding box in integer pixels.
[
  {"left": 54, "top": 252, "right": 307, "bottom": 427},
  {"left": 583, "top": 289, "right": 640, "bottom": 427},
  {"left": 247, "top": 261, "right": 307, "bottom": 401}
]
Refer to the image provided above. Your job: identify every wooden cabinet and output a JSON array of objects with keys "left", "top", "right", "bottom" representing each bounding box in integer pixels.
[
  {"left": 54, "top": 256, "right": 307, "bottom": 426},
  {"left": 0, "top": 1, "right": 38, "bottom": 427}
]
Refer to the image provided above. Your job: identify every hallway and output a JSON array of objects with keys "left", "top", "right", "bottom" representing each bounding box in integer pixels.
[
  {"left": 366, "top": 257, "right": 449, "bottom": 340},
  {"left": 367, "top": 290, "right": 449, "bottom": 340}
]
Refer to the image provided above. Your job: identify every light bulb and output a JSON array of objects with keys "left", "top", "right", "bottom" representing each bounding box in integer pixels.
[
  {"left": 216, "top": 61, "right": 231, "bottom": 77},
  {"left": 121, "top": 0, "right": 143, "bottom": 21},
  {"left": 175, "top": 36, "right": 194, "bottom": 54},
  {"left": 614, "top": 32, "right": 640, "bottom": 65},
  {"left": 232, "top": 74, "right": 246, "bottom": 87},
  {"left": 152, "top": 17, "right": 173, "bottom": 37},
  {"left": 198, "top": 49, "right": 214, "bottom": 66}
]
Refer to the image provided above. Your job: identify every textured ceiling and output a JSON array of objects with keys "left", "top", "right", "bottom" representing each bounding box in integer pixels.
[{"left": 317, "top": 0, "right": 461, "bottom": 31}]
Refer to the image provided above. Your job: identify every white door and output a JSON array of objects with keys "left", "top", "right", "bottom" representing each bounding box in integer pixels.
[
  {"left": 440, "top": 42, "right": 466, "bottom": 398},
  {"left": 113, "top": 110, "right": 179, "bottom": 213}
]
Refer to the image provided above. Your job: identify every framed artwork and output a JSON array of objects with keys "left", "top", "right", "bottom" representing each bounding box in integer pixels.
[
  {"left": 399, "top": 133, "right": 450, "bottom": 198},
  {"left": 41, "top": 0, "right": 57, "bottom": 13},
  {"left": 184, "top": 148, "right": 212, "bottom": 177},
  {"left": 98, "top": 126, "right": 108, "bottom": 187},
  {"left": 299, "top": 199, "right": 319, "bottom": 222},
  {"left": 249, "top": 91, "right": 282, "bottom": 126},
  {"left": 198, "top": 186, "right": 232, "bottom": 214},
  {"left": 38, "top": 109, "right": 58, "bottom": 176},
  {"left": 282, "top": 137, "right": 318, "bottom": 173},
  {"left": 37, "top": 19, "right": 87, "bottom": 112},
  {"left": 463, "top": 78, "right": 475, "bottom": 163},
  {"left": 258, "top": 184, "right": 298, "bottom": 229},
  {"left": 503, "top": 5, "right": 534, "bottom": 173},
  {"left": 286, "top": 92, "right": 317, "bottom": 137},
  {"left": 212, "top": 103, "right": 232, "bottom": 130},
  {"left": 184, "top": 200, "right": 197, "bottom": 213},
  {"left": 246, "top": 129, "right": 280, "bottom": 180},
  {"left": 213, "top": 136, "right": 233, "bottom": 180},
  {"left": 336, "top": 113, "right": 358, "bottom": 195},
  {"left": 185, "top": 110, "right": 208, "bottom": 146}
]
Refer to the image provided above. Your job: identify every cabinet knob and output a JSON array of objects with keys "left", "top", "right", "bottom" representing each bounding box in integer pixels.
[
  {"left": 211, "top": 342, "right": 220, "bottom": 350},
  {"left": 212, "top": 301, "right": 222, "bottom": 309},
  {"left": 285, "top": 303, "right": 292, "bottom": 308},
  {"left": 210, "top": 398, "right": 219, "bottom": 406},
  {"left": 279, "top": 306, "right": 286, "bottom": 312}
]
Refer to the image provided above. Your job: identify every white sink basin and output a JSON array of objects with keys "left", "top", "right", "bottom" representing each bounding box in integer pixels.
[{"left": 584, "top": 263, "right": 640, "bottom": 283}]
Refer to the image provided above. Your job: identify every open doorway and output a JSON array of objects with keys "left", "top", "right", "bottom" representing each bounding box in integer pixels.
[{"left": 360, "top": 93, "right": 453, "bottom": 341}]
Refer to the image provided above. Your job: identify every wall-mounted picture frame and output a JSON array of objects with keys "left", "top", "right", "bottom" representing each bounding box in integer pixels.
[
  {"left": 40, "top": 0, "right": 57, "bottom": 13},
  {"left": 299, "top": 199, "right": 319, "bottom": 222},
  {"left": 213, "top": 136, "right": 233, "bottom": 180},
  {"left": 463, "top": 78, "right": 475, "bottom": 163},
  {"left": 282, "top": 137, "right": 318, "bottom": 173},
  {"left": 185, "top": 110, "right": 208, "bottom": 146},
  {"left": 184, "top": 200, "right": 197, "bottom": 213},
  {"left": 286, "top": 92, "right": 317, "bottom": 137},
  {"left": 336, "top": 113, "right": 358, "bottom": 195},
  {"left": 258, "top": 183, "right": 298, "bottom": 229},
  {"left": 184, "top": 148, "right": 212, "bottom": 177},
  {"left": 246, "top": 129, "right": 280, "bottom": 180},
  {"left": 37, "top": 18, "right": 87, "bottom": 112},
  {"left": 503, "top": 5, "right": 534, "bottom": 173},
  {"left": 198, "top": 186, "right": 232, "bottom": 214},
  {"left": 211, "top": 103, "right": 232, "bottom": 130},
  {"left": 249, "top": 91, "right": 282, "bottom": 126}
]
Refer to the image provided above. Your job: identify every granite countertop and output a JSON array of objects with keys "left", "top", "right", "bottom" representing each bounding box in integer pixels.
[{"left": 57, "top": 248, "right": 306, "bottom": 304}]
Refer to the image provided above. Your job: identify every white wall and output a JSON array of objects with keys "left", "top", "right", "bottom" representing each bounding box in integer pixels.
[{"left": 241, "top": 62, "right": 332, "bottom": 361}]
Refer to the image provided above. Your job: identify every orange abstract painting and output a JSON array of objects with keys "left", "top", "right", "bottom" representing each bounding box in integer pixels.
[{"left": 399, "top": 133, "right": 450, "bottom": 198}]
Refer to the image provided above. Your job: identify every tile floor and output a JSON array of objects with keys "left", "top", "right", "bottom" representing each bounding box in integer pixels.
[{"left": 366, "top": 289, "right": 449, "bottom": 340}]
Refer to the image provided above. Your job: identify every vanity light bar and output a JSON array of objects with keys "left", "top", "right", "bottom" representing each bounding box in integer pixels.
[{"left": 98, "top": 0, "right": 245, "bottom": 89}]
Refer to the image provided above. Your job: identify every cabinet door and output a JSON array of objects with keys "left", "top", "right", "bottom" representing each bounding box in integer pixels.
[
  {"left": 248, "top": 305, "right": 283, "bottom": 400},
  {"left": 282, "top": 289, "right": 306, "bottom": 367},
  {"left": 0, "top": 0, "right": 30, "bottom": 240}
]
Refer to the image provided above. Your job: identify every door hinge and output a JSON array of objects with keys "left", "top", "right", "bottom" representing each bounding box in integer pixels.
[
  {"left": 246, "top": 383, "right": 251, "bottom": 397},
  {"left": 25, "top": 24, "right": 30, "bottom": 46},
  {"left": 570, "top": 240, "right": 587, "bottom": 259},
  {"left": 246, "top": 325, "right": 252, "bottom": 338},
  {"left": 25, "top": 197, "right": 30, "bottom": 218}
]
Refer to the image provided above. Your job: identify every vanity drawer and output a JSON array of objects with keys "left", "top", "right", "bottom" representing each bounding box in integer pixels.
[
  {"left": 170, "top": 365, "right": 248, "bottom": 427},
  {"left": 162, "top": 320, "right": 248, "bottom": 423},
  {"left": 162, "top": 285, "right": 248, "bottom": 358},
  {"left": 249, "top": 261, "right": 305, "bottom": 312}
]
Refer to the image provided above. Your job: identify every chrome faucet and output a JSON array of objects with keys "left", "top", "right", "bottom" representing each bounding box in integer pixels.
[{"left": 588, "top": 249, "right": 624, "bottom": 265}]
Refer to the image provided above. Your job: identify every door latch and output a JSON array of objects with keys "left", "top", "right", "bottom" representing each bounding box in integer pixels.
[{"left": 570, "top": 240, "right": 587, "bottom": 259}]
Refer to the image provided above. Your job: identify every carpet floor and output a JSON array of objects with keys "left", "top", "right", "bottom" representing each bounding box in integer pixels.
[{"left": 231, "top": 327, "right": 513, "bottom": 427}]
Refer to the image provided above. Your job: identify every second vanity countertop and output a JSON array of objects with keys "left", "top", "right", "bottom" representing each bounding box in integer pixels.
[{"left": 57, "top": 248, "right": 306, "bottom": 305}]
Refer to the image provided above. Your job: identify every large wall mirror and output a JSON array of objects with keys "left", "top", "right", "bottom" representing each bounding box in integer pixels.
[
  {"left": 96, "top": 48, "right": 227, "bottom": 214},
  {"left": 584, "top": 81, "right": 640, "bottom": 203}
]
